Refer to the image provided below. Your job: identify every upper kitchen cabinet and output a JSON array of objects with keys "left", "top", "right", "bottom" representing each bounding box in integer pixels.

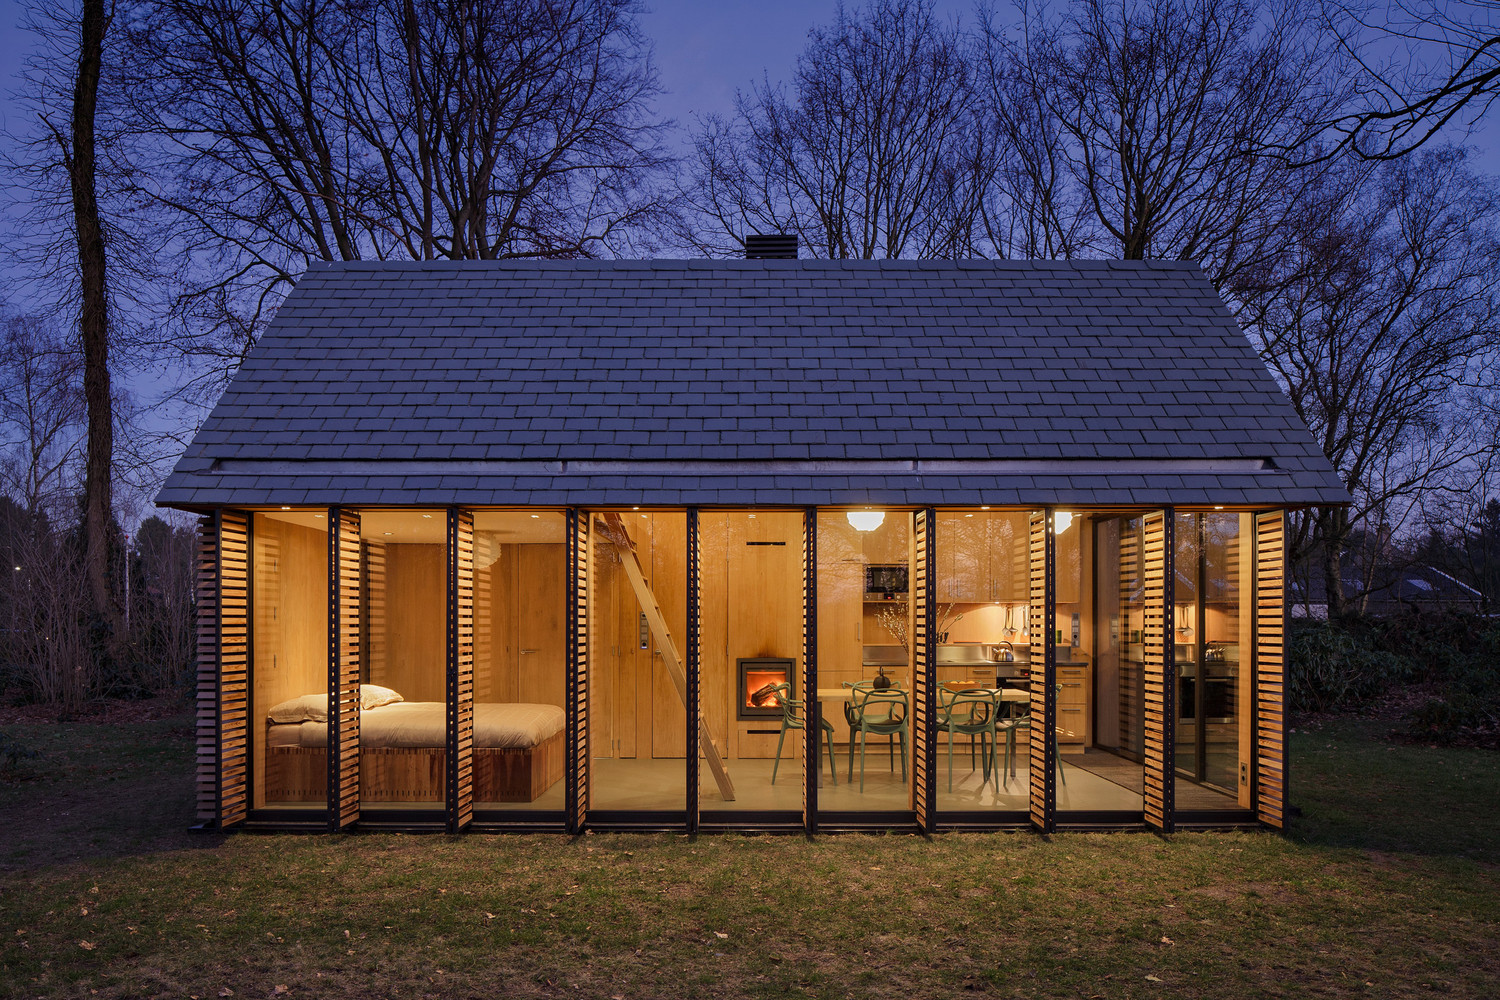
[
  {"left": 935, "top": 511, "right": 1030, "bottom": 603},
  {"left": 1054, "top": 513, "right": 1082, "bottom": 606},
  {"left": 860, "top": 513, "right": 910, "bottom": 565}
]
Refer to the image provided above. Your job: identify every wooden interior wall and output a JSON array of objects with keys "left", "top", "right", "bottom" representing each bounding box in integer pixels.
[
  {"left": 472, "top": 543, "right": 566, "bottom": 709},
  {"left": 912, "top": 510, "right": 936, "bottom": 832},
  {"left": 589, "top": 512, "right": 689, "bottom": 762},
  {"left": 1028, "top": 511, "right": 1054, "bottom": 832},
  {"left": 650, "top": 514, "right": 689, "bottom": 758},
  {"left": 566, "top": 508, "right": 591, "bottom": 832},
  {"left": 1254, "top": 510, "right": 1287, "bottom": 828},
  {"left": 1142, "top": 510, "right": 1174, "bottom": 832},
  {"left": 724, "top": 512, "right": 802, "bottom": 759},
  {"left": 447, "top": 510, "right": 474, "bottom": 832},
  {"left": 376, "top": 543, "right": 445, "bottom": 702},
  {"left": 329, "top": 509, "right": 362, "bottom": 830},
  {"left": 363, "top": 541, "right": 387, "bottom": 693},
  {"left": 251, "top": 517, "right": 328, "bottom": 808}
]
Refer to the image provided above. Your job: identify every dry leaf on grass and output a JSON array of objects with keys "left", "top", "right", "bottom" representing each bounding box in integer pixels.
[{"left": 78, "top": 941, "right": 95, "bottom": 950}]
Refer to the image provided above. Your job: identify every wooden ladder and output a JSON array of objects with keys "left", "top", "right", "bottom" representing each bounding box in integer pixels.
[{"left": 599, "top": 513, "right": 736, "bottom": 802}]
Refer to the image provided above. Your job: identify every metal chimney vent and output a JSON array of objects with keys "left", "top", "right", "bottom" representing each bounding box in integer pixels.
[{"left": 744, "top": 234, "right": 798, "bottom": 259}]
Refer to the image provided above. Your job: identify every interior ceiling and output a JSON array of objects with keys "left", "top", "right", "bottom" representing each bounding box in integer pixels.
[
  {"left": 360, "top": 509, "right": 448, "bottom": 543},
  {"left": 263, "top": 509, "right": 329, "bottom": 532},
  {"left": 474, "top": 510, "right": 566, "bottom": 544}
]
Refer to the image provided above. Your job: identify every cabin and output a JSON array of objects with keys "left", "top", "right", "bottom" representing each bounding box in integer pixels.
[{"left": 158, "top": 256, "right": 1349, "bottom": 834}]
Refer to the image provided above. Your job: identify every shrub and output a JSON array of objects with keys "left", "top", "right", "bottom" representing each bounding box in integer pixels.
[{"left": 1287, "top": 618, "right": 1410, "bottom": 712}]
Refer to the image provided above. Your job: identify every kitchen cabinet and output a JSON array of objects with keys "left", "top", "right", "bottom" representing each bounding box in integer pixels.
[
  {"left": 935, "top": 512, "right": 1029, "bottom": 603},
  {"left": 861, "top": 515, "right": 909, "bottom": 564},
  {"left": 1056, "top": 663, "right": 1090, "bottom": 749}
]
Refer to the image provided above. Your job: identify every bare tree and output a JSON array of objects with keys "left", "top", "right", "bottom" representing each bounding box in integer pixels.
[
  {"left": 126, "top": 0, "right": 676, "bottom": 393},
  {"left": 1312, "top": 0, "right": 1499, "bottom": 160},
  {"left": 0, "top": 311, "right": 85, "bottom": 514},
  {"left": 982, "top": 0, "right": 1345, "bottom": 288},
  {"left": 1236, "top": 148, "right": 1500, "bottom": 616},
  {"left": 684, "top": 0, "right": 991, "bottom": 259}
]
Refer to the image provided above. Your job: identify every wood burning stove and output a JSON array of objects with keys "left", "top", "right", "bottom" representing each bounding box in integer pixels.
[{"left": 737, "top": 657, "right": 794, "bottom": 720}]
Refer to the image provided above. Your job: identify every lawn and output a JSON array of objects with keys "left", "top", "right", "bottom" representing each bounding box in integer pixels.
[{"left": 0, "top": 711, "right": 1496, "bottom": 999}]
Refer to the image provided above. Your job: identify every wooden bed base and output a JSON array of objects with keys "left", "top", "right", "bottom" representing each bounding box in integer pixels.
[{"left": 263, "top": 729, "right": 565, "bottom": 804}]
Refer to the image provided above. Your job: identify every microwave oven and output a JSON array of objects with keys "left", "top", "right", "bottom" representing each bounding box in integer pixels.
[{"left": 865, "top": 563, "right": 909, "bottom": 597}]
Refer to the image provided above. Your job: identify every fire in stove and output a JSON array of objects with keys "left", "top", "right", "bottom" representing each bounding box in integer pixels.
[{"left": 737, "top": 657, "right": 794, "bottom": 720}]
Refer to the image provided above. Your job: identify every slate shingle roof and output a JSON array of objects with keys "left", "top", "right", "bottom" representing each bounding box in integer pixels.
[{"left": 156, "top": 259, "right": 1350, "bottom": 509}]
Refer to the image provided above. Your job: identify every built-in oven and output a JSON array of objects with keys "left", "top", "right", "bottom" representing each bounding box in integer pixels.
[{"left": 864, "top": 563, "right": 909, "bottom": 599}]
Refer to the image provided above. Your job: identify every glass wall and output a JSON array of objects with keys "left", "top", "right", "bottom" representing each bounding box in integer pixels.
[
  {"left": 816, "top": 510, "right": 914, "bottom": 813},
  {"left": 1076, "top": 514, "right": 1147, "bottom": 815},
  {"left": 697, "top": 511, "right": 806, "bottom": 813},
  {"left": 589, "top": 510, "right": 688, "bottom": 814},
  {"left": 932, "top": 509, "right": 1030, "bottom": 815},
  {"left": 251, "top": 510, "right": 329, "bottom": 812},
  {"left": 1173, "top": 511, "right": 1254, "bottom": 811},
  {"left": 472, "top": 511, "right": 567, "bottom": 814},
  {"left": 358, "top": 509, "right": 447, "bottom": 810}
]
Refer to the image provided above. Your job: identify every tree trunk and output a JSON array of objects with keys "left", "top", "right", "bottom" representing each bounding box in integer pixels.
[
  {"left": 1319, "top": 508, "right": 1349, "bottom": 619},
  {"left": 70, "top": 0, "right": 119, "bottom": 647}
]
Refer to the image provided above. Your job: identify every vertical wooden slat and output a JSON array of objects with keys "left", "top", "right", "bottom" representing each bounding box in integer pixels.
[
  {"left": 686, "top": 508, "right": 701, "bottom": 833},
  {"left": 566, "top": 508, "right": 591, "bottom": 833},
  {"left": 195, "top": 514, "right": 218, "bottom": 823},
  {"left": 802, "top": 507, "right": 818, "bottom": 833},
  {"left": 1028, "top": 511, "right": 1055, "bottom": 832},
  {"left": 1142, "top": 509, "right": 1175, "bottom": 832},
  {"left": 1255, "top": 510, "right": 1287, "bottom": 829},
  {"left": 447, "top": 508, "right": 474, "bottom": 833},
  {"left": 328, "top": 508, "right": 361, "bottom": 831},
  {"left": 217, "top": 510, "right": 250, "bottom": 829},
  {"left": 912, "top": 509, "right": 937, "bottom": 832},
  {"left": 198, "top": 511, "right": 249, "bottom": 828}
]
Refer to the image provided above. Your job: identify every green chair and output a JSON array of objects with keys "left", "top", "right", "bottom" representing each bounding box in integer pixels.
[
  {"left": 844, "top": 686, "right": 909, "bottom": 791},
  {"left": 770, "top": 683, "right": 838, "bottom": 786},
  {"left": 998, "top": 685, "right": 1065, "bottom": 787},
  {"left": 938, "top": 687, "right": 1000, "bottom": 792}
]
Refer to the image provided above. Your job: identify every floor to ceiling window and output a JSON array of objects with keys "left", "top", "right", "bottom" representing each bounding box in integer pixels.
[{"left": 471, "top": 510, "right": 567, "bottom": 816}]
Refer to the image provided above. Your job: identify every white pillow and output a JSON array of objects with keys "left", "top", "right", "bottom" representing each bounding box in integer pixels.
[
  {"left": 360, "top": 684, "right": 404, "bottom": 710},
  {"left": 267, "top": 693, "right": 328, "bottom": 724}
]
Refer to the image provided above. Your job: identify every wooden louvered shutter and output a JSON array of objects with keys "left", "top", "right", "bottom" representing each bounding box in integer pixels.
[
  {"left": 1254, "top": 511, "right": 1288, "bottom": 829},
  {"left": 565, "top": 508, "right": 591, "bottom": 833},
  {"left": 328, "top": 508, "right": 362, "bottom": 831},
  {"left": 198, "top": 511, "right": 249, "bottom": 828},
  {"left": 1028, "top": 511, "right": 1056, "bottom": 832},
  {"left": 1142, "top": 509, "right": 1175, "bottom": 833},
  {"left": 686, "top": 508, "right": 702, "bottom": 833},
  {"left": 802, "top": 507, "right": 818, "bottom": 833},
  {"left": 912, "top": 509, "right": 937, "bottom": 832},
  {"left": 447, "top": 509, "right": 475, "bottom": 833}
]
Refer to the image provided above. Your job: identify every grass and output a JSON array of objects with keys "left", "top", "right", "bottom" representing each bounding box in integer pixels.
[{"left": 0, "top": 711, "right": 1497, "bottom": 998}]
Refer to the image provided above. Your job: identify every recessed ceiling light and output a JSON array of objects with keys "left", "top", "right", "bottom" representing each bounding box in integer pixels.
[
  {"left": 422, "top": 514, "right": 433, "bottom": 519},
  {"left": 383, "top": 531, "right": 393, "bottom": 536},
  {"left": 531, "top": 514, "right": 540, "bottom": 519},
  {"left": 980, "top": 506, "right": 991, "bottom": 510},
  {"left": 1214, "top": 505, "right": 1224, "bottom": 510},
  {"left": 315, "top": 514, "right": 324, "bottom": 519},
  {"left": 964, "top": 513, "right": 974, "bottom": 518},
  {"left": 748, "top": 514, "right": 756, "bottom": 519}
]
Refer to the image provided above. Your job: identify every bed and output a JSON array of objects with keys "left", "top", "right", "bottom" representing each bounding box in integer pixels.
[{"left": 263, "top": 690, "right": 566, "bottom": 803}]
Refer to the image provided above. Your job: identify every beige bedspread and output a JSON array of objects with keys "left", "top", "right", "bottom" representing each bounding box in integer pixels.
[{"left": 267, "top": 702, "right": 564, "bottom": 750}]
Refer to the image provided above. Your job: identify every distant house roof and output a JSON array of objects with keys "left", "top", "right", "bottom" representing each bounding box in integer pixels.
[
  {"left": 1291, "top": 564, "right": 1487, "bottom": 615},
  {"left": 156, "top": 259, "right": 1351, "bottom": 509}
]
